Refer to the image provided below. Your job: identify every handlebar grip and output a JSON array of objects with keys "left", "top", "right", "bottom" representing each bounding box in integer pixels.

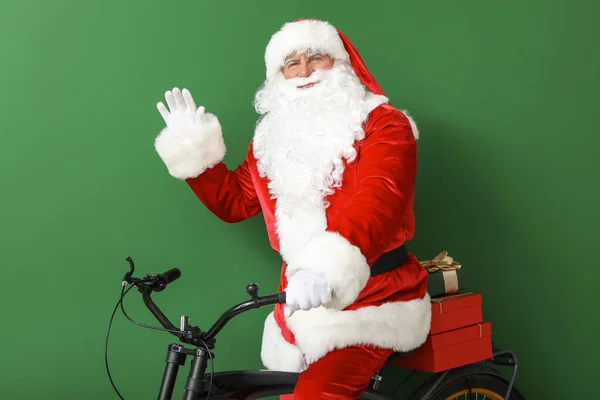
[
  {"left": 161, "top": 268, "right": 181, "bottom": 285},
  {"left": 277, "top": 291, "right": 286, "bottom": 304},
  {"left": 149, "top": 268, "right": 181, "bottom": 292}
]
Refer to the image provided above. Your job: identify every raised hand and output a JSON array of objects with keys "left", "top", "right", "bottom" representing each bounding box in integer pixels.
[
  {"left": 157, "top": 87, "right": 207, "bottom": 135},
  {"left": 154, "top": 87, "right": 226, "bottom": 180}
]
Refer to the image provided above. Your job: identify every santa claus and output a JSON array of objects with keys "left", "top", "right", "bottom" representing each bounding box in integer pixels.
[{"left": 154, "top": 18, "right": 431, "bottom": 399}]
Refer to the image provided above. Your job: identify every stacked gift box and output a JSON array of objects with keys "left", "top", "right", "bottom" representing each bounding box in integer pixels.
[{"left": 391, "top": 251, "right": 493, "bottom": 372}]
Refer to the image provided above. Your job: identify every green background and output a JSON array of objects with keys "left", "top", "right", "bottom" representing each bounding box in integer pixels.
[{"left": 1, "top": 0, "right": 598, "bottom": 398}]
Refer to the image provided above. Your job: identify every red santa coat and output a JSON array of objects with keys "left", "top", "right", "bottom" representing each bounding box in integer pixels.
[{"left": 173, "top": 100, "right": 431, "bottom": 372}]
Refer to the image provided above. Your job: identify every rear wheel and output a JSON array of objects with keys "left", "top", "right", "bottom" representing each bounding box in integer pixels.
[{"left": 409, "top": 365, "right": 526, "bottom": 400}]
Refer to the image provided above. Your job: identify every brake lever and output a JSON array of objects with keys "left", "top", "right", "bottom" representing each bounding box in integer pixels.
[
  {"left": 123, "top": 257, "right": 151, "bottom": 290},
  {"left": 123, "top": 256, "right": 136, "bottom": 284}
]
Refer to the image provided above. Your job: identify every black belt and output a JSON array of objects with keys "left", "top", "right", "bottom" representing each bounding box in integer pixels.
[{"left": 370, "top": 244, "right": 409, "bottom": 276}]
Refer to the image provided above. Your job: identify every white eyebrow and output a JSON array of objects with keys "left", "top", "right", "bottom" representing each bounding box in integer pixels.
[
  {"left": 283, "top": 51, "right": 326, "bottom": 67},
  {"left": 284, "top": 57, "right": 300, "bottom": 66}
]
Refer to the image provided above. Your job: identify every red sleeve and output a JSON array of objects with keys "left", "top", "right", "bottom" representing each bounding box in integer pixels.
[
  {"left": 186, "top": 149, "right": 262, "bottom": 223},
  {"left": 286, "top": 106, "right": 417, "bottom": 309}
]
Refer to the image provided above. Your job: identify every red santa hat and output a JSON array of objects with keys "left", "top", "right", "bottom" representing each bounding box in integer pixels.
[{"left": 264, "top": 18, "right": 386, "bottom": 97}]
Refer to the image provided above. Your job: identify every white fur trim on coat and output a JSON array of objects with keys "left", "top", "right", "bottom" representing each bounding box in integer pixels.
[
  {"left": 286, "top": 231, "right": 370, "bottom": 310},
  {"left": 154, "top": 112, "right": 226, "bottom": 180},
  {"left": 260, "top": 312, "right": 307, "bottom": 372},
  {"left": 364, "top": 92, "right": 389, "bottom": 113},
  {"left": 260, "top": 294, "right": 431, "bottom": 372},
  {"left": 264, "top": 20, "right": 350, "bottom": 78}
]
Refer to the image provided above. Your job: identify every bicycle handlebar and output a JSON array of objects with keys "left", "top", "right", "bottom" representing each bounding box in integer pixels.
[
  {"left": 201, "top": 291, "right": 286, "bottom": 341},
  {"left": 123, "top": 258, "right": 285, "bottom": 347}
]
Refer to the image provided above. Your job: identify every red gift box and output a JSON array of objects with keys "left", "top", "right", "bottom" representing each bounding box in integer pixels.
[
  {"left": 392, "top": 322, "right": 493, "bottom": 372},
  {"left": 430, "top": 292, "right": 483, "bottom": 335}
]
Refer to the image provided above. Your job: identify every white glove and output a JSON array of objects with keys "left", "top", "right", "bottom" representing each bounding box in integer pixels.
[
  {"left": 157, "top": 87, "right": 208, "bottom": 136},
  {"left": 154, "top": 87, "right": 226, "bottom": 180},
  {"left": 284, "top": 270, "right": 332, "bottom": 318}
]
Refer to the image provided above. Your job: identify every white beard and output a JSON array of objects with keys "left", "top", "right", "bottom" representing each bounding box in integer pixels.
[
  {"left": 252, "top": 62, "right": 370, "bottom": 207},
  {"left": 252, "top": 62, "right": 380, "bottom": 264}
]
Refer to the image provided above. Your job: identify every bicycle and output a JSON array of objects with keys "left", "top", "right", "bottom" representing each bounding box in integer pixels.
[{"left": 106, "top": 257, "right": 527, "bottom": 399}]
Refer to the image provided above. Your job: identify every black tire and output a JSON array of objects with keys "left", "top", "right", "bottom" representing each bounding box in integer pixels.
[{"left": 409, "top": 365, "right": 527, "bottom": 400}]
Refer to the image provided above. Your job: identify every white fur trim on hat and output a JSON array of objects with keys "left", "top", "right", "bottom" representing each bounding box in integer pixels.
[{"left": 264, "top": 19, "right": 350, "bottom": 78}]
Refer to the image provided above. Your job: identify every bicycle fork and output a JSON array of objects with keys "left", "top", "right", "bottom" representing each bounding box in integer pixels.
[{"left": 158, "top": 343, "right": 211, "bottom": 400}]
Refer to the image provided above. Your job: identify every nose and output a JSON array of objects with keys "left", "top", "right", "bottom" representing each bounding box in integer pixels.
[{"left": 297, "top": 62, "right": 313, "bottom": 78}]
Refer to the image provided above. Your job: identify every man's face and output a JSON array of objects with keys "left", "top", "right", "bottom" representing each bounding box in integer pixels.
[{"left": 281, "top": 51, "right": 335, "bottom": 87}]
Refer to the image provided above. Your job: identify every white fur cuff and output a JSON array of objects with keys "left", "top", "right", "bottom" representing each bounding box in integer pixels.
[
  {"left": 286, "top": 231, "right": 370, "bottom": 310},
  {"left": 154, "top": 113, "right": 226, "bottom": 180}
]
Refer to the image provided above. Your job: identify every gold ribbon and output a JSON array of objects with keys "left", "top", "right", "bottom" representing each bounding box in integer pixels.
[
  {"left": 441, "top": 270, "right": 459, "bottom": 294},
  {"left": 421, "top": 251, "right": 462, "bottom": 295},
  {"left": 420, "top": 251, "right": 461, "bottom": 272}
]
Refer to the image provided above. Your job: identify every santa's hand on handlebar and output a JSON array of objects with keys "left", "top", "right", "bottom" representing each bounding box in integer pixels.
[{"left": 284, "top": 270, "right": 332, "bottom": 317}]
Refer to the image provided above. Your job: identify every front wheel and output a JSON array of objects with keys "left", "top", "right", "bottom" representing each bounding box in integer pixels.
[{"left": 409, "top": 365, "right": 527, "bottom": 400}]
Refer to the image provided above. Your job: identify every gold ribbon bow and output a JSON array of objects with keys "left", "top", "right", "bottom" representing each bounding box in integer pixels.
[
  {"left": 420, "top": 251, "right": 461, "bottom": 272},
  {"left": 420, "top": 251, "right": 462, "bottom": 294}
]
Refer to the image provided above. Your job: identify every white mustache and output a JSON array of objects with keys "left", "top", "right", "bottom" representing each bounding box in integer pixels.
[{"left": 286, "top": 70, "right": 328, "bottom": 87}]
